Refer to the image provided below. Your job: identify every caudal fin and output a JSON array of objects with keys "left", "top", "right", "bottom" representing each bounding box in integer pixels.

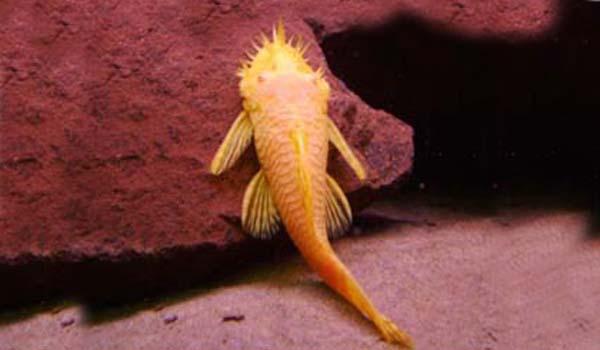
[{"left": 374, "top": 315, "right": 415, "bottom": 349}]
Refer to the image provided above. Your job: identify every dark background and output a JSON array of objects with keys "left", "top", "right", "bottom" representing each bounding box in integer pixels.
[{"left": 322, "top": 1, "right": 599, "bottom": 219}]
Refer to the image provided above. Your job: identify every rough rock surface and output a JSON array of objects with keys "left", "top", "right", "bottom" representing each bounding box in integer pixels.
[
  {"left": 0, "top": 0, "right": 558, "bottom": 299},
  {"left": 1, "top": 202, "right": 598, "bottom": 349},
  {"left": 0, "top": 1, "right": 417, "bottom": 264}
]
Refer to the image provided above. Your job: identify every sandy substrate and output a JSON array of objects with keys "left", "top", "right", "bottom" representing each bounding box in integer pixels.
[{"left": 1, "top": 200, "right": 599, "bottom": 350}]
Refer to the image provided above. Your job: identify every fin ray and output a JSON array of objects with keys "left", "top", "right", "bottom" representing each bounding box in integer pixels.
[
  {"left": 242, "top": 170, "right": 280, "bottom": 239},
  {"left": 210, "top": 112, "right": 253, "bottom": 175},
  {"left": 326, "top": 118, "right": 367, "bottom": 181},
  {"left": 325, "top": 175, "right": 352, "bottom": 238}
]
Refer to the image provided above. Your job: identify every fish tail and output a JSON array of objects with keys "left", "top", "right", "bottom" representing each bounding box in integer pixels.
[
  {"left": 289, "top": 129, "right": 413, "bottom": 348},
  {"left": 295, "top": 236, "right": 414, "bottom": 349}
]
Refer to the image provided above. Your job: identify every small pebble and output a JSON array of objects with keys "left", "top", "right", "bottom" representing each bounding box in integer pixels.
[
  {"left": 163, "top": 314, "right": 178, "bottom": 324},
  {"left": 60, "top": 317, "right": 75, "bottom": 328},
  {"left": 222, "top": 315, "right": 245, "bottom": 322}
]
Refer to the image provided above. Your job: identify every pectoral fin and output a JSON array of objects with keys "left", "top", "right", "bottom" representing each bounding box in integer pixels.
[
  {"left": 210, "top": 111, "right": 254, "bottom": 175},
  {"left": 325, "top": 174, "right": 352, "bottom": 238},
  {"left": 326, "top": 118, "right": 367, "bottom": 181},
  {"left": 242, "top": 170, "right": 280, "bottom": 239}
]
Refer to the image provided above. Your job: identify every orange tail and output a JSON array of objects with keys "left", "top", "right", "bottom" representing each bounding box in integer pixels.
[{"left": 292, "top": 233, "right": 414, "bottom": 349}]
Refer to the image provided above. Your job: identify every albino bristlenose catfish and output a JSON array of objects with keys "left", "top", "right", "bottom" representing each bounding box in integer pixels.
[{"left": 209, "top": 21, "right": 413, "bottom": 348}]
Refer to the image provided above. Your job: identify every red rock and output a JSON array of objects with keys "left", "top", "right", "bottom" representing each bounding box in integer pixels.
[{"left": 0, "top": 0, "right": 557, "bottom": 303}]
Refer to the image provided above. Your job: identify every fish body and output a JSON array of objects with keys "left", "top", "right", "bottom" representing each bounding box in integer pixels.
[{"left": 210, "top": 21, "right": 413, "bottom": 348}]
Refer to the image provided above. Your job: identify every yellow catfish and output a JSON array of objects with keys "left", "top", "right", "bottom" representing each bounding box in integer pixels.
[{"left": 210, "top": 21, "right": 413, "bottom": 348}]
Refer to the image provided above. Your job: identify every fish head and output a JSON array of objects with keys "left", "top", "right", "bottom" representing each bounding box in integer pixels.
[{"left": 238, "top": 21, "right": 330, "bottom": 119}]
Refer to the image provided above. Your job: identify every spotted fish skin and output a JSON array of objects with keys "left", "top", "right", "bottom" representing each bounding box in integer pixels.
[{"left": 209, "top": 21, "right": 413, "bottom": 349}]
